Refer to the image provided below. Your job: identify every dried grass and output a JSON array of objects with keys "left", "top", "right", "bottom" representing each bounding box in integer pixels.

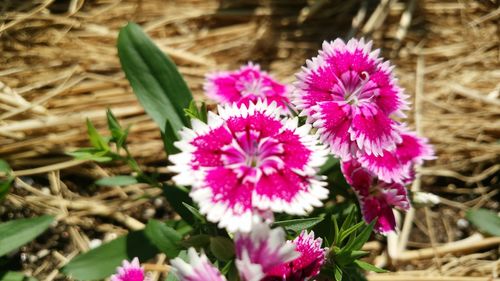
[{"left": 0, "top": 0, "right": 498, "bottom": 280}]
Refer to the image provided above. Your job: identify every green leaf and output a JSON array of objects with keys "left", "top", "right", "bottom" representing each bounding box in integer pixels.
[
  {"left": 0, "top": 176, "right": 13, "bottom": 201},
  {"left": 106, "top": 109, "right": 129, "bottom": 150},
  {"left": 345, "top": 219, "right": 375, "bottom": 252},
  {"left": 0, "top": 272, "right": 38, "bottom": 281},
  {"left": 184, "top": 100, "right": 200, "bottom": 121},
  {"left": 165, "top": 220, "right": 193, "bottom": 237},
  {"left": 163, "top": 184, "right": 195, "bottom": 225},
  {"left": 220, "top": 260, "right": 234, "bottom": 275},
  {"left": 0, "top": 215, "right": 54, "bottom": 257},
  {"left": 341, "top": 266, "right": 367, "bottom": 281},
  {"left": 106, "top": 109, "right": 122, "bottom": 132},
  {"left": 95, "top": 176, "right": 138, "bottom": 186},
  {"left": 86, "top": 119, "right": 109, "bottom": 151},
  {"left": 349, "top": 250, "right": 369, "bottom": 260},
  {"left": 210, "top": 236, "right": 235, "bottom": 262},
  {"left": 334, "top": 265, "right": 343, "bottom": 281},
  {"left": 62, "top": 230, "right": 158, "bottom": 280},
  {"left": 339, "top": 221, "right": 365, "bottom": 245},
  {"left": 466, "top": 208, "right": 500, "bottom": 236},
  {"left": 181, "top": 234, "right": 211, "bottom": 249},
  {"left": 144, "top": 220, "right": 182, "bottom": 257},
  {"left": 161, "top": 120, "right": 180, "bottom": 157},
  {"left": 332, "top": 215, "right": 340, "bottom": 245},
  {"left": 199, "top": 102, "right": 208, "bottom": 123},
  {"left": 67, "top": 148, "right": 114, "bottom": 163},
  {"left": 165, "top": 273, "right": 180, "bottom": 281},
  {"left": 181, "top": 203, "right": 206, "bottom": 223},
  {"left": 0, "top": 160, "right": 11, "bottom": 174},
  {"left": 117, "top": 22, "right": 193, "bottom": 133},
  {"left": 319, "top": 155, "right": 339, "bottom": 174},
  {"left": 340, "top": 206, "right": 356, "bottom": 232},
  {"left": 354, "top": 259, "right": 388, "bottom": 273},
  {"left": 184, "top": 101, "right": 208, "bottom": 123},
  {"left": 273, "top": 217, "right": 324, "bottom": 233}
]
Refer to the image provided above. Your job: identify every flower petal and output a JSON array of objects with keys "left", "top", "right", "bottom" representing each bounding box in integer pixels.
[{"left": 171, "top": 248, "right": 227, "bottom": 281}]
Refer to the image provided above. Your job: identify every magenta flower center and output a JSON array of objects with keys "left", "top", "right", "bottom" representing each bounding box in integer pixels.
[
  {"left": 332, "top": 71, "right": 378, "bottom": 106},
  {"left": 237, "top": 76, "right": 270, "bottom": 97},
  {"left": 221, "top": 129, "right": 284, "bottom": 183}
]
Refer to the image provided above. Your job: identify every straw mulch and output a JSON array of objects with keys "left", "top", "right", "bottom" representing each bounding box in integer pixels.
[{"left": 0, "top": 0, "right": 498, "bottom": 280}]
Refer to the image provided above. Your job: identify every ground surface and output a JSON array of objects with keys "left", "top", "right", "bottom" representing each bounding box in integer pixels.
[{"left": 0, "top": 0, "right": 499, "bottom": 280}]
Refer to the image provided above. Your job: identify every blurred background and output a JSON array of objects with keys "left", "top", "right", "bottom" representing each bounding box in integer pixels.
[{"left": 0, "top": 0, "right": 499, "bottom": 280}]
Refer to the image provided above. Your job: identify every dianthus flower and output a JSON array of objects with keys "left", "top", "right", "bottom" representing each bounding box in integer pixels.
[
  {"left": 235, "top": 220, "right": 300, "bottom": 281},
  {"left": 169, "top": 100, "right": 328, "bottom": 232},
  {"left": 357, "top": 129, "right": 435, "bottom": 184},
  {"left": 111, "top": 258, "right": 146, "bottom": 281},
  {"left": 204, "top": 63, "right": 290, "bottom": 112},
  {"left": 293, "top": 38, "right": 408, "bottom": 160},
  {"left": 341, "top": 159, "right": 410, "bottom": 233},
  {"left": 264, "top": 230, "right": 326, "bottom": 281},
  {"left": 170, "top": 248, "right": 226, "bottom": 281}
]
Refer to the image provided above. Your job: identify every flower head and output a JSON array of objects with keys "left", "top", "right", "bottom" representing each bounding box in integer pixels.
[
  {"left": 358, "top": 129, "right": 435, "bottom": 184},
  {"left": 235, "top": 220, "right": 300, "bottom": 281},
  {"left": 170, "top": 248, "right": 226, "bottom": 281},
  {"left": 205, "top": 62, "right": 290, "bottom": 111},
  {"left": 169, "top": 100, "right": 328, "bottom": 232},
  {"left": 264, "top": 231, "right": 326, "bottom": 281},
  {"left": 341, "top": 159, "right": 410, "bottom": 233},
  {"left": 293, "top": 38, "right": 408, "bottom": 160},
  {"left": 111, "top": 258, "right": 145, "bottom": 281}
]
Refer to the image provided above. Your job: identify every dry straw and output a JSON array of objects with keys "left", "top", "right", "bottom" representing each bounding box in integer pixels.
[{"left": 0, "top": 0, "right": 498, "bottom": 280}]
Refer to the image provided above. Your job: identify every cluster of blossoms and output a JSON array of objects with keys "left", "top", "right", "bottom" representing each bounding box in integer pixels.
[
  {"left": 112, "top": 221, "right": 326, "bottom": 281},
  {"left": 293, "top": 38, "right": 434, "bottom": 232},
  {"left": 111, "top": 38, "right": 434, "bottom": 281}
]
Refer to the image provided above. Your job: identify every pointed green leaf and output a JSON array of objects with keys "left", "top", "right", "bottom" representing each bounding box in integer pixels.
[
  {"left": 334, "top": 265, "right": 343, "bottom": 281},
  {"left": 166, "top": 273, "right": 180, "bottom": 281},
  {"left": 339, "top": 221, "right": 365, "bottom": 245},
  {"left": 181, "top": 202, "right": 206, "bottom": 223},
  {"left": 106, "top": 109, "right": 129, "bottom": 150},
  {"left": 68, "top": 148, "right": 113, "bottom": 163},
  {"left": 319, "top": 155, "right": 339, "bottom": 174},
  {"left": 62, "top": 230, "right": 158, "bottom": 280},
  {"left": 0, "top": 215, "right": 54, "bottom": 257},
  {"left": 332, "top": 215, "right": 340, "bottom": 245},
  {"left": 354, "top": 259, "right": 388, "bottom": 273},
  {"left": 345, "top": 219, "right": 375, "bottom": 252},
  {"left": 210, "top": 236, "right": 235, "bottom": 261},
  {"left": 0, "top": 176, "right": 13, "bottom": 201},
  {"left": 180, "top": 234, "right": 211, "bottom": 249},
  {"left": 106, "top": 109, "right": 122, "bottom": 134},
  {"left": 0, "top": 160, "right": 10, "bottom": 174},
  {"left": 466, "top": 208, "right": 500, "bottom": 236},
  {"left": 86, "top": 119, "right": 109, "bottom": 151},
  {"left": 117, "top": 22, "right": 193, "bottom": 133},
  {"left": 144, "top": 220, "right": 182, "bottom": 257},
  {"left": 161, "top": 120, "right": 180, "bottom": 157},
  {"left": 199, "top": 102, "right": 208, "bottom": 123},
  {"left": 95, "top": 176, "right": 138, "bottom": 186},
  {"left": 273, "top": 217, "right": 324, "bottom": 233},
  {"left": 163, "top": 184, "right": 195, "bottom": 225}
]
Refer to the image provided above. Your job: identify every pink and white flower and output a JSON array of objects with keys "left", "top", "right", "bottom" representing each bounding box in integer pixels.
[
  {"left": 111, "top": 258, "right": 146, "bottom": 281},
  {"left": 170, "top": 248, "right": 226, "bottom": 281},
  {"left": 235, "top": 220, "right": 300, "bottom": 281},
  {"left": 204, "top": 62, "right": 290, "bottom": 112},
  {"left": 264, "top": 230, "right": 326, "bottom": 281},
  {"left": 341, "top": 159, "right": 410, "bottom": 233},
  {"left": 358, "top": 129, "right": 435, "bottom": 184},
  {"left": 293, "top": 38, "right": 409, "bottom": 160},
  {"left": 168, "top": 100, "right": 328, "bottom": 232}
]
